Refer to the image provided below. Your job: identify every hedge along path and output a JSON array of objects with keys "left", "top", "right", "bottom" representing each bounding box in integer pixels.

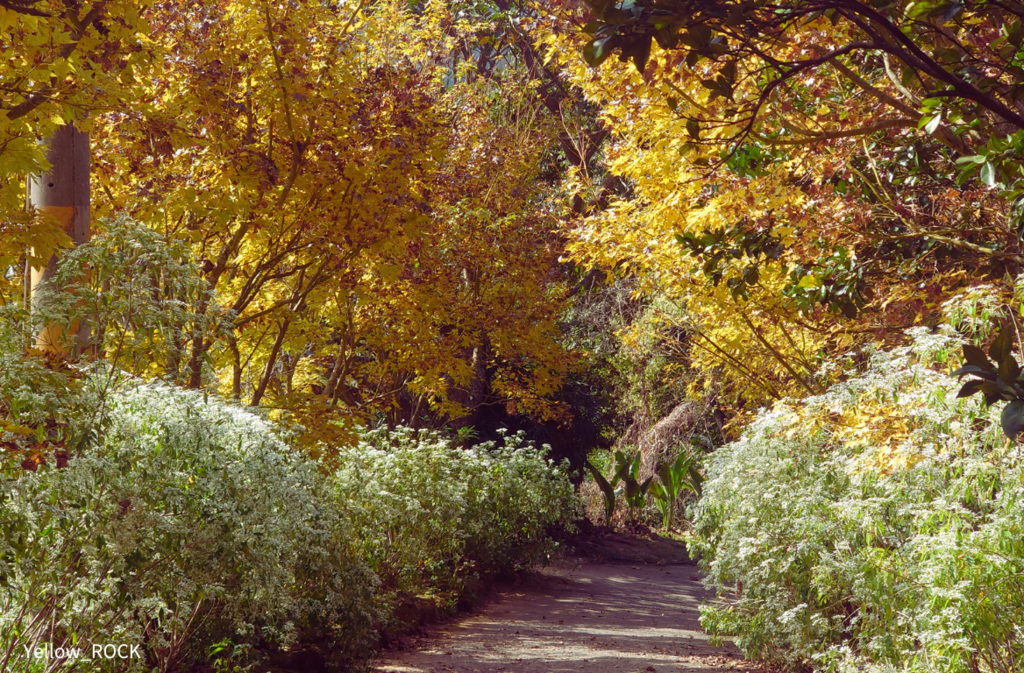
[{"left": 372, "top": 556, "right": 761, "bottom": 673}]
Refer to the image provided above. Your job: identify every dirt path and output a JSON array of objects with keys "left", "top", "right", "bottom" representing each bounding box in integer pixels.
[{"left": 371, "top": 557, "right": 758, "bottom": 673}]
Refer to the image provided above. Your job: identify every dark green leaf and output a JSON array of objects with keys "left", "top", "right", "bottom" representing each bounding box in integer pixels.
[
  {"left": 657, "top": 463, "right": 674, "bottom": 498},
  {"left": 942, "top": 3, "right": 964, "bottom": 21},
  {"left": 950, "top": 364, "right": 996, "bottom": 379},
  {"left": 999, "top": 352, "right": 1022, "bottom": 385},
  {"left": 963, "top": 344, "right": 996, "bottom": 372},
  {"left": 604, "top": 8, "right": 629, "bottom": 23},
  {"left": 653, "top": 27, "right": 678, "bottom": 50},
  {"left": 632, "top": 35, "right": 652, "bottom": 73},
  {"left": 981, "top": 381, "right": 1014, "bottom": 405},
  {"left": 990, "top": 327, "right": 1014, "bottom": 363},
  {"left": 1001, "top": 399, "right": 1024, "bottom": 439},
  {"left": 720, "top": 61, "right": 736, "bottom": 83},
  {"left": 687, "top": 465, "right": 703, "bottom": 495},
  {"left": 1009, "top": 20, "right": 1024, "bottom": 47},
  {"left": 583, "top": 36, "right": 620, "bottom": 68},
  {"left": 587, "top": 462, "right": 616, "bottom": 523},
  {"left": 582, "top": 0, "right": 615, "bottom": 15},
  {"left": 957, "top": 379, "right": 985, "bottom": 398}
]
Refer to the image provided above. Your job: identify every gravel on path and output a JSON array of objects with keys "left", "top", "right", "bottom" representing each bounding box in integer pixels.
[{"left": 371, "top": 560, "right": 760, "bottom": 673}]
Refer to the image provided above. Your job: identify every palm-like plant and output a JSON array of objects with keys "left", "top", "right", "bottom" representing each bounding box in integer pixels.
[
  {"left": 612, "top": 449, "right": 652, "bottom": 524},
  {"left": 586, "top": 460, "right": 617, "bottom": 526},
  {"left": 587, "top": 448, "right": 655, "bottom": 527},
  {"left": 649, "top": 451, "right": 703, "bottom": 529}
]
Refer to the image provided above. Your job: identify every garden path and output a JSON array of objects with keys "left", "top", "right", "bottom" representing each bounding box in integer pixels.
[{"left": 371, "top": 546, "right": 758, "bottom": 673}]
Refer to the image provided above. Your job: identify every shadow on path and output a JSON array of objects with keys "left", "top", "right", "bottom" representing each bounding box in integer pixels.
[{"left": 372, "top": 562, "right": 758, "bottom": 673}]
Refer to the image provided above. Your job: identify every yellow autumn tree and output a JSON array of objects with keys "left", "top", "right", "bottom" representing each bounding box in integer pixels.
[
  {"left": 60, "top": 0, "right": 584, "bottom": 451},
  {"left": 539, "top": 1, "right": 1013, "bottom": 409},
  {"left": 353, "top": 71, "right": 574, "bottom": 428},
  {"left": 1, "top": 0, "right": 154, "bottom": 302}
]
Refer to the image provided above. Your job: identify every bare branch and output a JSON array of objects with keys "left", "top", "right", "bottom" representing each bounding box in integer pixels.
[{"left": 760, "top": 117, "right": 916, "bottom": 145}]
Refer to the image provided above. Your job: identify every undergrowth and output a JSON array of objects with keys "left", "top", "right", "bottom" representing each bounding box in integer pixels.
[
  {"left": 0, "top": 349, "right": 578, "bottom": 672},
  {"left": 0, "top": 220, "right": 580, "bottom": 672},
  {"left": 693, "top": 326, "right": 1024, "bottom": 673}
]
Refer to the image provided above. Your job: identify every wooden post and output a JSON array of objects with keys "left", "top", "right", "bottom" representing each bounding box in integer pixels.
[{"left": 24, "top": 124, "right": 91, "bottom": 354}]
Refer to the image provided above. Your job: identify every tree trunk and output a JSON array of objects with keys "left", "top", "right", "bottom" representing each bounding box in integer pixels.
[
  {"left": 25, "top": 124, "right": 90, "bottom": 355},
  {"left": 227, "top": 333, "right": 242, "bottom": 401},
  {"left": 450, "top": 332, "right": 490, "bottom": 432},
  {"left": 250, "top": 318, "right": 289, "bottom": 407}
]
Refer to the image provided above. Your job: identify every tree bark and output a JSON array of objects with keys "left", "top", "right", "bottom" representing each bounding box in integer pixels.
[
  {"left": 227, "top": 333, "right": 242, "bottom": 401},
  {"left": 250, "top": 318, "right": 290, "bottom": 407},
  {"left": 25, "top": 124, "right": 90, "bottom": 355}
]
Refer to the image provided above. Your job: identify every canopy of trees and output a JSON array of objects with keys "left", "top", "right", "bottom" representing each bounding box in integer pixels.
[
  {"left": 539, "top": 0, "right": 1024, "bottom": 415},
  {"left": 4, "top": 0, "right": 1024, "bottom": 671},
  {"left": 1, "top": 0, "right": 604, "bottom": 459},
  {"left": 4, "top": 0, "right": 1024, "bottom": 456}
]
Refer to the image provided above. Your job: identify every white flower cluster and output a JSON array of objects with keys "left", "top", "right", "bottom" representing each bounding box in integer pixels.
[
  {"left": 0, "top": 374, "right": 579, "bottom": 672},
  {"left": 692, "top": 327, "right": 1024, "bottom": 673},
  {"left": 1, "top": 382, "right": 378, "bottom": 672},
  {"left": 333, "top": 426, "right": 580, "bottom": 599}
]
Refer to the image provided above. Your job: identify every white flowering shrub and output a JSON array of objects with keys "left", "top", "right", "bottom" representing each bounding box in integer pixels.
[
  {"left": 0, "top": 382, "right": 376, "bottom": 673},
  {"left": 30, "top": 216, "right": 231, "bottom": 386},
  {"left": 692, "top": 327, "right": 1024, "bottom": 673},
  {"left": 2, "top": 240, "right": 581, "bottom": 672},
  {"left": 0, "top": 340, "right": 580, "bottom": 671},
  {"left": 333, "top": 427, "right": 580, "bottom": 600}
]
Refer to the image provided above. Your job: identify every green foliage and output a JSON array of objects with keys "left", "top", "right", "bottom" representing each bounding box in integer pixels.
[
  {"left": 33, "top": 216, "right": 231, "bottom": 383},
  {"left": 692, "top": 327, "right": 1024, "bottom": 672},
  {"left": 950, "top": 325, "right": 1024, "bottom": 439},
  {"left": 674, "top": 222, "right": 866, "bottom": 316},
  {"left": 783, "top": 247, "right": 868, "bottom": 319},
  {"left": 649, "top": 451, "right": 702, "bottom": 529},
  {"left": 581, "top": 4, "right": 654, "bottom": 73},
  {"left": 675, "top": 223, "right": 784, "bottom": 302},
  {"left": 0, "top": 305, "right": 104, "bottom": 471},
  {"left": 0, "top": 380, "right": 378, "bottom": 672},
  {"left": 333, "top": 427, "right": 579, "bottom": 602},
  {"left": 954, "top": 130, "right": 1024, "bottom": 214},
  {"left": 610, "top": 449, "right": 653, "bottom": 523},
  {"left": 587, "top": 459, "right": 617, "bottom": 525},
  {"left": 0, "top": 330, "right": 579, "bottom": 671}
]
